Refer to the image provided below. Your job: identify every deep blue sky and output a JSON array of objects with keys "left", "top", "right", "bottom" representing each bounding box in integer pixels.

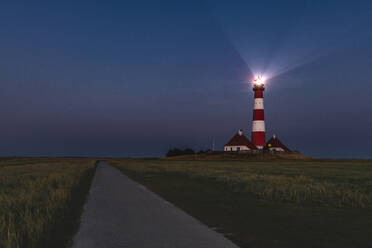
[{"left": 1, "top": 0, "right": 372, "bottom": 158}]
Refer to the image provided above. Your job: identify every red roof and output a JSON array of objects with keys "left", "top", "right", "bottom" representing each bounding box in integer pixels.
[
  {"left": 266, "top": 135, "right": 291, "bottom": 152},
  {"left": 224, "top": 132, "right": 257, "bottom": 149}
]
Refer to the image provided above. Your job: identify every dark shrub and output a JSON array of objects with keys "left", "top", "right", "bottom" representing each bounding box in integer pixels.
[{"left": 166, "top": 148, "right": 195, "bottom": 157}]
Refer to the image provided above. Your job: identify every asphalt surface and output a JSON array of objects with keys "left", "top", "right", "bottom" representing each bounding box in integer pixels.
[{"left": 72, "top": 161, "right": 239, "bottom": 248}]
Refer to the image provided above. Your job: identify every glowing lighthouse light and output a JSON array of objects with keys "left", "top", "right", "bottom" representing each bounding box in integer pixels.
[
  {"left": 251, "top": 75, "right": 266, "bottom": 149},
  {"left": 252, "top": 75, "right": 265, "bottom": 85}
]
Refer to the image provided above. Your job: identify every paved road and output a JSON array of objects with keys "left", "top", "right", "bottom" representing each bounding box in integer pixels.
[{"left": 72, "top": 161, "right": 239, "bottom": 248}]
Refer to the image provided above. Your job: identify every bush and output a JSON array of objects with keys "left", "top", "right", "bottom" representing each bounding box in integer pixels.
[{"left": 166, "top": 148, "right": 195, "bottom": 157}]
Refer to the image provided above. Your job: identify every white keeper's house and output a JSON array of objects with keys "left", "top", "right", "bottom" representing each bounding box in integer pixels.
[{"left": 224, "top": 129, "right": 257, "bottom": 152}]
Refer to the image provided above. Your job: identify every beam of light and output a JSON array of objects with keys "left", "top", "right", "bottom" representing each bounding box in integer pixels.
[{"left": 209, "top": 0, "right": 372, "bottom": 85}]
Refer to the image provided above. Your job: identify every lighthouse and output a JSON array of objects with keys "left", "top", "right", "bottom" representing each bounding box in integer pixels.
[
  {"left": 251, "top": 76, "right": 266, "bottom": 149},
  {"left": 223, "top": 76, "right": 294, "bottom": 154}
]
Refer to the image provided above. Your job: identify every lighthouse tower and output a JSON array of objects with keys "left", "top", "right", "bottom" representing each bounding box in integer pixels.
[{"left": 251, "top": 76, "right": 266, "bottom": 149}]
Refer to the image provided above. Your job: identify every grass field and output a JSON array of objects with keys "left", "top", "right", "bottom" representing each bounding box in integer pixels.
[
  {"left": 0, "top": 158, "right": 96, "bottom": 248},
  {"left": 110, "top": 156, "right": 372, "bottom": 248}
]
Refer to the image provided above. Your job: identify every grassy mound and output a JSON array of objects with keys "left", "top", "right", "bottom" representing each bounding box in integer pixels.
[{"left": 165, "top": 152, "right": 312, "bottom": 161}]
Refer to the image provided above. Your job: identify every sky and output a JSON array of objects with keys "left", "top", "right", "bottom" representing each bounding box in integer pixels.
[{"left": 1, "top": 0, "right": 372, "bottom": 158}]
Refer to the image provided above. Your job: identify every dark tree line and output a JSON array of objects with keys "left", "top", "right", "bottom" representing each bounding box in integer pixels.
[
  {"left": 166, "top": 148, "right": 194, "bottom": 157},
  {"left": 166, "top": 148, "right": 212, "bottom": 157}
]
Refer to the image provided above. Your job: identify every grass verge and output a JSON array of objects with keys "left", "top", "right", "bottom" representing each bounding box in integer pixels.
[{"left": 0, "top": 158, "right": 96, "bottom": 248}]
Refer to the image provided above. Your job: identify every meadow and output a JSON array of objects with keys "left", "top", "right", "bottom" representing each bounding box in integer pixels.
[
  {"left": 110, "top": 156, "right": 372, "bottom": 248},
  {"left": 0, "top": 158, "right": 95, "bottom": 248}
]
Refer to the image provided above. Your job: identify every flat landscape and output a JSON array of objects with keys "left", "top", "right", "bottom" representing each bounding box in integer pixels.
[
  {"left": 1, "top": 156, "right": 372, "bottom": 248},
  {"left": 109, "top": 155, "right": 372, "bottom": 248}
]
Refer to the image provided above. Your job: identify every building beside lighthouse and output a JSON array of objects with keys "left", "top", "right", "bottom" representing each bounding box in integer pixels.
[
  {"left": 224, "top": 130, "right": 257, "bottom": 152},
  {"left": 266, "top": 134, "right": 291, "bottom": 152}
]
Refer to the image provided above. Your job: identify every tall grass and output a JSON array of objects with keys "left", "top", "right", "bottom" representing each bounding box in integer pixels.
[
  {"left": 0, "top": 158, "right": 95, "bottom": 248},
  {"left": 110, "top": 159, "right": 372, "bottom": 208}
]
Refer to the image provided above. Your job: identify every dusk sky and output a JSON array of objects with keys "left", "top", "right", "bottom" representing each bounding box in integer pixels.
[{"left": 1, "top": 1, "right": 372, "bottom": 158}]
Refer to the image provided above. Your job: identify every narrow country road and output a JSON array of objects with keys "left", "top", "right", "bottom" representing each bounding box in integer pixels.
[{"left": 72, "top": 161, "right": 239, "bottom": 248}]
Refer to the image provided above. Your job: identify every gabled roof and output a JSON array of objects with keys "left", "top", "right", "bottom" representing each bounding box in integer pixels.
[
  {"left": 224, "top": 131, "right": 257, "bottom": 149},
  {"left": 266, "top": 135, "right": 291, "bottom": 152}
]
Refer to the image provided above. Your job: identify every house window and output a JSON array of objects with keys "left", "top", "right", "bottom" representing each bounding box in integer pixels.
[
  {"left": 230, "top": 147, "right": 232, "bottom": 151},
  {"left": 237, "top": 147, "right": 240, "bottom": 151}
]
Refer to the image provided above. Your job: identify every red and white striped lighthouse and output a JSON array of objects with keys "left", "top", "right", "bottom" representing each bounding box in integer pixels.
[{"left": 251, "top": 76, "right": 266, "bottom": 149}]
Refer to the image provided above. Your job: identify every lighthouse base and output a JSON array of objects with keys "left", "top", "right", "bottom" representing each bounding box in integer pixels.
[{"left": 251, "top": 131, "right": 266, "bottom": 149}]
